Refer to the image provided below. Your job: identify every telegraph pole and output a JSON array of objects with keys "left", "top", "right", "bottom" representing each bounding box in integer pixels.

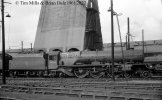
[
  {"left": 1, "top": 0, "right": 6, "bottom": 84},
  {"left": 126, "top": 35, "right": 127, "bottom": 49},
  {"left": 31, "top": 43, "right": 33, "bottom": 51},
  {"left": 21, "top": 41, "right": 24, "bottom": 52},
  {"left": 127, "top": 17, "right": 130, "bottom": 50},
  {"left": 110, "top": 0, "right": 115, "bottom": 81},
  {"left": 142, "top": 29, "right": 145, "bottom": 59}
]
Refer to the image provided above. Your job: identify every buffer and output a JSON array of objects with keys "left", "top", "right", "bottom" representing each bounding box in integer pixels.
[{"left": 34, "top": 0, "right": 103, "bottom": 52}]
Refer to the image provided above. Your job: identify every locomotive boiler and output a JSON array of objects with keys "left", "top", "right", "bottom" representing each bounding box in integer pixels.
[{"left": 57, "top": 50, "right": 154, "bottom": 78}]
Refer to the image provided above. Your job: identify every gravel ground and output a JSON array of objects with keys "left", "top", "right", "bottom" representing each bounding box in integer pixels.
[{"left": 0, "top": 91, "right": 97, "bottom": 100}]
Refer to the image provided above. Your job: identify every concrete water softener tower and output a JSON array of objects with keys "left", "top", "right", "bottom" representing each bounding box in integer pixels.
[{"left": 34, "top": 0, "right": 103, "bottom": 52}]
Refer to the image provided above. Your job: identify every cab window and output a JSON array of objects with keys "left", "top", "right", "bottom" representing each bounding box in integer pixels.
[{"left": 49, "top": 55, "right": 57, "bottom": 61}]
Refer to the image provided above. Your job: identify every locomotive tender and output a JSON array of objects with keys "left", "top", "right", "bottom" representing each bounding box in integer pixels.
[{"left": 0, "top": 49, "right": 161, "bottom": 78}]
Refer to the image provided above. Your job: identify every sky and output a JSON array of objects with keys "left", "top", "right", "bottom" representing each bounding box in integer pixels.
[{"left": 0, "top": 0, "right": 162, "bottom": 49}]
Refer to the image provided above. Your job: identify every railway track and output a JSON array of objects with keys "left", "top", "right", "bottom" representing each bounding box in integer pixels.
[
  {"left": 0, "top": 84, "right": 161, "bottom": 100},
  {"left": 0, "top": 77, "right": 162, "bottom": 88},
  {"left": 0, "top": 77, "right": 162, "bottom": 100},
  {"left": 1, "top": 76, "right": 161, "bottom": 84}
]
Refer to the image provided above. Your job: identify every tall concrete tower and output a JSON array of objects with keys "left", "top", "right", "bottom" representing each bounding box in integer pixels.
[{"left": 34, "top": 0, "right": 103, "bottom": 52}]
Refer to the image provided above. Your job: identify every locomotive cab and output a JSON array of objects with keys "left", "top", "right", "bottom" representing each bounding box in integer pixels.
[
  {"left": 48, "top": 51, "right": 60, "bottom": 70},
  {"left": 48, "top": 51, "right": 60, "bottom": 77}
]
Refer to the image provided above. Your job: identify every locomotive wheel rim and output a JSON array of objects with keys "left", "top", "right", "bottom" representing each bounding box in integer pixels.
[
  {"left": 74, "top": 68, "right": 89, "bottom": 78},
  {"left": 106, "top": 72, "right": 112, "bottom": 78},
  {"left": 106, "top": 72, "right": 121, "bottom": 78},
  {"left": 26, "top": 71, "right": 30, "bottom": 77},
  {"left": 124, "top": 73, "right": 131, "bottom": 78},
  {"left": 59, "top": 72, "right": 63, "bottom": 78},
  {"left": 9, "top": 72, "right": 14, "bottom": 77},
  {"left": 90, "top": 71, "right": 104, "bottom": 78},
  {"left": 142, "top": 71, "right": 150, "bottom": 78},
  {"left": 59, "top": 72, "right": 66, "bottom": 78},
  {"left": 38, "top": 71, "right": 43, "bottom": 77},
  {"left": 0, "top": 72, "right": 2, "bottom": 76}
]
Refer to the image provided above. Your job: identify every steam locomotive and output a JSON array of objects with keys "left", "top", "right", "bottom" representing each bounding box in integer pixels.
[{"left": 0, "top": 49, "right": 161, "bottom": 78}]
